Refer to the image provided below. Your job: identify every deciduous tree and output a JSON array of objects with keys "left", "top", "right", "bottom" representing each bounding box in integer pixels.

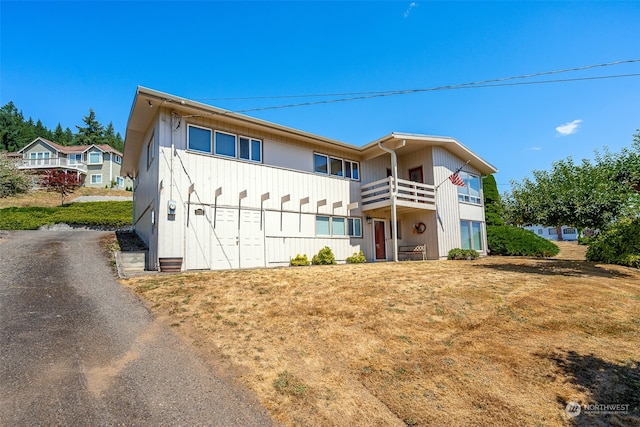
[{"left": 41, "top": 170, "right": 83, "bottom": 206}]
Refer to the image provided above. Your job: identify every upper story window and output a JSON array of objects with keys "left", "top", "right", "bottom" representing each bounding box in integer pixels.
[
  {"left": 89, "top": 152, "right": 103, "bottom": 164},
  {"left": 313, "top": 153, "right": 359, "bottom": 181},
  {"left": 114, "top": 155, "right": 122, "bottom": 164},
  {"left": 146, "top": 133, "right": 155, "bottom": 169},
  {"left": 457, "top": 171, "right": 481, "bottom": 204},
  {"left": 68, "top": 154, "right": 82, "bottom": 164},
  {"left": 187, "top": 124, "right": 262, "bottom": 163}
]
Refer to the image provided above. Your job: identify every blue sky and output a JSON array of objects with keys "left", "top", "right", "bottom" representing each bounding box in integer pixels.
[{"left": 1, "top": 1, "right": 639, "bottom": 189}]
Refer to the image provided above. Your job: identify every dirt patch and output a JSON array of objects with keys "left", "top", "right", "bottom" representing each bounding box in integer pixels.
[
  {"left": 0, "top": 187, "right": 129, "bottom": 208},
  {"left": 122, "top": 245, "right": 640, "bottom": 426}
]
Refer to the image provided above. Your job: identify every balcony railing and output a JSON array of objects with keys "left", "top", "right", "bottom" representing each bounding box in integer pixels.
[
  {"left": 16, "top": 158, "right": 88, "bottom": 172},
  {"left": 361, "top": 176, "right": 436, "bottom": 211}
]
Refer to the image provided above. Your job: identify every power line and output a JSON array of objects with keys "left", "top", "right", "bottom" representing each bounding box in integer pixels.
[
  {"left": 231, "top": 73, "right": 640, "bottom": 114},
  {"left": 193, "top": 58, "right": 640, "bottom": 103}
]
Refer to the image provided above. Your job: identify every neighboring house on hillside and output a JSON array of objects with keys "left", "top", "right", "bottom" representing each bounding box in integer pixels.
[
  {"left": 121, "top": 87, "right": 498, "bottom": 271},
  {"left": 523, "top": 225, "right": 579, "bottom": 241},
  {"left": 13, "top": 137, "right": 131, "bottom": 189}
]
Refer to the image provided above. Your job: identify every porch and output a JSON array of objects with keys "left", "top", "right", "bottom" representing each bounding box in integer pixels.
[
  {"left": 360, "top": 176, "right": 436, "bottom": 214},
  {"left": 16, "top": 158, "right": 88, "bottom": 173}
]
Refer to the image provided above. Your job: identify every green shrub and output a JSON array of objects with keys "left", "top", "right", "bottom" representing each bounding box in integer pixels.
[
  {"left": 0, "top": 201, "right": 132, "bottom": 230},
  {"left": 290, "top": 254, "right": 311, "bottom": 266},
  {"left": 586, "top": 218, "right": 640, "bottom": 268},
  {"left": 578, "top": 236, "right": 593, "bottom": 246},
  {"left": 312, "top": 246, "right": 336, "bottom": 265},
  {"left": 447, "top": 248, "right": 479, "bottom": 260},
  {"left": 346, "top": 250, "right": 366, "bottom": 263},
  {"left": 487, "top": 225, "right": 559, "bottom": 257}
]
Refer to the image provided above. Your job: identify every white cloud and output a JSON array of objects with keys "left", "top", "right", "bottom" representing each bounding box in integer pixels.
[
  {"left": 529, "top": 146, "right": 542, "bottom": 151},
  {"left": 555, "top": 119, "right": 582, "bottom": 136},
  {"left": 404, "top": 2, "right": 417, "bottom": 18}
]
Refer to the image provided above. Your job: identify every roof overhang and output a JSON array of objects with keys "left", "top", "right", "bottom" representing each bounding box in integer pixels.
[
  {"left": 361, "top": 132, "right": 498, "bottom": 175},
  {"left": 122, "top": 87, "right": 498, "bottom": 177}
]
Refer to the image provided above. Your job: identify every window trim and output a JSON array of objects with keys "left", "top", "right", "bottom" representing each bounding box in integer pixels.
[
  {"left": 114, "top": 155, "right": 122, "bottom": 164},
  {"left": 116, "top": 176, "right": 124, "bottom": 187},
  {"left": 146, "top": 133, "right": 155, "bottom": 170},
  {"left": 90, "top": 174, "right": 103, "bottom": 184},
  {"left": 238, "top": 135, "right": 263, "bottom": 163},
  {"left": 313, "top": 152, "right": 360, "bottom": 181},
  {"left": 214, "top": 130, "right": 237, "bottom": 158},
  {"left": 88, "top": 151, "right": 103, "bottom": 165},
  {"left": 457, "top": 171, "right": 482, "bottom": 205},
  {"left": 316, "top": 215, "right": 363, "bottom": 237},
  {"left": 460, "top": 220, "right": 483, "bottom": 251},
  {"left": 187, "top": 124, "right": 212, "bottom": 154}
]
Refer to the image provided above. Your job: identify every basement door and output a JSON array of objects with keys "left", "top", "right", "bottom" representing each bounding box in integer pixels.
[{"left": 186, "top": 205, "right": 264, "bottom": 270}]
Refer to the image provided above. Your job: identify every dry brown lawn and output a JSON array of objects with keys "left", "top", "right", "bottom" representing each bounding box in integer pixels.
[
  {"left": 123, "top": 242, "right": 640, "bottom": 426},
  {"left": 0, "top": 187, "right": 129, "bottom": 208}
]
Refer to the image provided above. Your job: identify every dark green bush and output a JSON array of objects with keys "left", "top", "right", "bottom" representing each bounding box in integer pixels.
[
  {"left": 586, "top": 218, "right": 640, "bottom": 268},
  {"left": 487, "top": 225, "right": 559, "bottom": 257},
  {"left": 577, "top": 236, "right": 595, "bottom": 246},
  {"left": 312, "top": 246, "right": 336, "bottom": 265},
  {"left": 346, "top": 250, "right": 366, "bottom": 263},
  {"left": 0, "top": 201, "right": 132, "bottom": 230},
  {"left": 290, "top": 254, "right": 311, "bottom": 266},
  {"left": 447, "top": 248, "right": 479, "bottom": 260}
]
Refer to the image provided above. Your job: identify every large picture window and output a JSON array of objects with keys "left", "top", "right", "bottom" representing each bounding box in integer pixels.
[
  {"left": 188, "top": 125, "right": 212, "bottom": 153},
  {"left": 460, "top": 220, "right": 482, "bottom": 250},
  {"left": 457, "top": 172, "right": 481, "bottom": 204},
  {"left": 215, "top": 131, "right": 236, "bottom": 157},
  {"left": 89, "top": 152, "right": 103, "bottom": 164}
]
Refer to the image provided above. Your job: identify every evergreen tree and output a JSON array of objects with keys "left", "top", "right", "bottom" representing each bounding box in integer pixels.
[
  {"left": 104, "top": 121, "right": 124, "bottom": 151},
  {"left": 35, "top": 119, "right": 53, "bottom": 141},
  {"left": 0, "top": 101, "right": 25, "bottom": 152},
  {"left": 482, "top": 174, "right": 504, "bottom": 226},
  {"left": 75, "top": 108, "right": 104, "bottom": 146},
  {"left": 63, "top": 127, "right": 74, "bottom": 145},
  {"left": 53, "top": 123, "right": 66, "bottom": 145}
]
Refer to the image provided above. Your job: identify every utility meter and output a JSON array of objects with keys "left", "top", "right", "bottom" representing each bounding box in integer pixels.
[{"left": 168, "top": 199, "right": 177, "bottom": 215}]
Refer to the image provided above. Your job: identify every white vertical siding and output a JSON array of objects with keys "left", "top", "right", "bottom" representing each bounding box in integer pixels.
[{"left": 432, "top": 146, "right": 485, "bottom": 258}]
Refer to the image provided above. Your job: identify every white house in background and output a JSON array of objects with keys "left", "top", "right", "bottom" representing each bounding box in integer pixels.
[
  {"left": 121, "top": 87, "right": 498, "bottom": 271},
  {"left": 523, "top": 225, "right": 579, "bottom": 241},
  {"left": 13, "top": 137, "right": 131, "bottom": 189}
]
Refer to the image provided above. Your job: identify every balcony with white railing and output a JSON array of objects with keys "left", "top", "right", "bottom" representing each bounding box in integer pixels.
[
  {"left": 361, "top": 176, "right": 437, "bottom": 213},
  {"left": 16, "top": 158, "right": 88, "bottom": 173}
]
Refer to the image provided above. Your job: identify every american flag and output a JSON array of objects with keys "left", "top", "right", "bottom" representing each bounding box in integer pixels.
[{"left": 448, "top": 172, "right": 465, "bottom": 187}]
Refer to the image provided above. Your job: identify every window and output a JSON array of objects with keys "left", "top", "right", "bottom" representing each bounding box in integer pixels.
[
  {"left": 563, "top": 228, "right": 576, "bottom": 235},
  {"left": 68, "top": 154, "right": 82, "bottom": 165},
  {"left": 332, "top": 217, "right": 346, "bottom": 236},
  {"left": 330, "top": 157, "right": 343, "bottom": 177},
  {"left": 188, "top": 125, "right": 211, "bottom": 153},
  {"left": 314, "top": 153, "right": 359, "bottom": 180},
  {"left": 239, "top": 136, "right": 262, "bottom": 162},
  {"left": 549, "top": 228, "right": 558, "bottom": 235},
  {"left": 215, "top": 131, "right": 236, "bottom": 157},
  {"left": 114, "top": 155, "right": 122, "bottom": 164},
  {"left": 116, "top": 176, "right": 124, "bottom": 187},
  {"left": 314, "top": 153, "right": 328, "bottom": 174},
  {"left": 460, "top": 220, "right": 482, "bottom": 250},
  {"left": 537, "top": 229, "right": 543, "bottom": 235},
  {"left": 30, "top": 152, "right": 50, "bottom": 165},
  {"left": 316, "top": 216, "right": 330, "bottom": 235},
  {"left": 91, "top": 174, "right": 102, "bottom": 184},
  {"left": 457, "top": 172, "right": 481, "bottom": 204},
  {"left": 89, "top": 152, "right": 103, "bottom": 164},
  {"left": 146, "top": 134, "right": 155, "bottom": 168},
  {"left": 347, "top": 218, "right": 362, "bottom": 237},
  {"left": 316, "top": 216, "right": 362, "bottom": 237}
]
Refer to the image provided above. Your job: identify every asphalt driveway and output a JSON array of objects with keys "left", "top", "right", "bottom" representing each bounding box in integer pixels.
[{"left": 0, "top": 230, "right": 273, "bottom": 426}]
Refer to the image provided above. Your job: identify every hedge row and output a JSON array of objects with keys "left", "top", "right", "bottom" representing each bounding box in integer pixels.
[{"left": 487, "top": 225, "right": 559, "bottom": 257}]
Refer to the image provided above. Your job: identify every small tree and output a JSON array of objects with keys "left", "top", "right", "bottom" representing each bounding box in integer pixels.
[
  {"left": 41, "top": 170, "right": 83, "bottom": 205},
  {"left": 0, "top": 153, "right": 31, "bottom": 198}
]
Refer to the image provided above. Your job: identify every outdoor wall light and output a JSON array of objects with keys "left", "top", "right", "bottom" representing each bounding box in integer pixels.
[{"left": 366, "top": 216, "right": 372, "bottom": 224}]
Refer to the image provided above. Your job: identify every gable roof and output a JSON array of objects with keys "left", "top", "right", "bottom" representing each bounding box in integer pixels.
[{"left": 122, "top": 86, "right": 497, "bottom": 176}]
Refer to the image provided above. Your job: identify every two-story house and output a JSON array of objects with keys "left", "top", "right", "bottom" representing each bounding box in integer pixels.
[
  {"left": 121, "top": 87, "right": 497, "bottom": 271},
  {"left": 14, "top": 137, "right": 130, "bottom": 188}
]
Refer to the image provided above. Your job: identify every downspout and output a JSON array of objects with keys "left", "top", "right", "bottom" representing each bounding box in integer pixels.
[{"left": 377, "top": 139, "right": 405, "bottom": 262}]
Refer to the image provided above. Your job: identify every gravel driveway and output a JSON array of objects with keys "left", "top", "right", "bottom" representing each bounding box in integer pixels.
[{"left": 0, "top": 230, "right": 273, "bottom": 426}]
